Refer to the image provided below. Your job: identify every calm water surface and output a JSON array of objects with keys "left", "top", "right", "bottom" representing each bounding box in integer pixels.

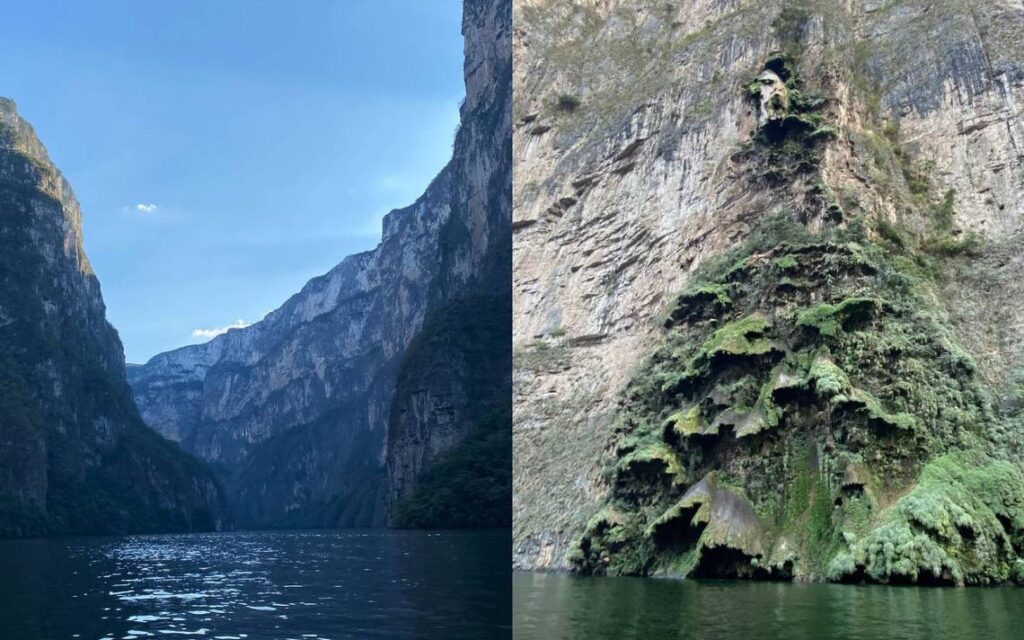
[
  {"left": 0, "top": 529, "right": 510, "bottom": 640},
  {"left": 514, "top": 572, "right": 1024, "bottom": 639}
]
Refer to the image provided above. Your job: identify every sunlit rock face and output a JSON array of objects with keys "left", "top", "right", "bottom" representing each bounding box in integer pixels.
[
  {"left": 0, "top": 98, "right": 229, "bottom": 537},
  {"left": 513, "top": 0, "right": 1024, "bottom": 580},
  {"left": 756, "top": 70, "right": 789, "bottom": 127},
  {"left": 128, "top": 0, "right": 511, "bottom": 529}
]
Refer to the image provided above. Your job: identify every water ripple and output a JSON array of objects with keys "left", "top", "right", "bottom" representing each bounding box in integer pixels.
[{"left": 0, "top": 530, "right": 509, "bottom": 639}]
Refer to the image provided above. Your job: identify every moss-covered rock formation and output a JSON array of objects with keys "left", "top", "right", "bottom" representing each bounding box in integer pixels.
[
  {"left": 571, "top": 50, "right": 1024, "bottom": 585},
  {"left": 513, "top": 0, "right": 1024, "bottom": 573},
  {"left": 574, "top": 216, "right": 1024, "bottom": 584}
]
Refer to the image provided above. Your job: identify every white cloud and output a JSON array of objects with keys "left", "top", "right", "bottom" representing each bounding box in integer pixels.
[
  {"left": 134, "top": 203, "right": 158, "bottom": 213},
  {"left": 191, "top": 319, "right": 250, "bottom": 339}
]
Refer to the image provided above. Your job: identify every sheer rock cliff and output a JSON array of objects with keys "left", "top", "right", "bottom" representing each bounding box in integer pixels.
[
  {"left": 0, "top": 97, "right": 229, "bottom": 537},
  {"left": 128, "top": 0, "right": 511, "bottom": 529},
  {"left": 513, "top": 0, "right": 1024, "bottom": 582}
]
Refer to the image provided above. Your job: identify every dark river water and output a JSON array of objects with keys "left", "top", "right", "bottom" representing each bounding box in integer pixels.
[
  {"left": 0, "top": 529, "right": 510, "bottom": 640},
  {"left": 514, "top": 572, "right": 1024, "bottom": 640}
]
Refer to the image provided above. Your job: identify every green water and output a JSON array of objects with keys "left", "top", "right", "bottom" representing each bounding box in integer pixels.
[{"left": 514, "top": 572, "right": 1024, "bottom": 639}]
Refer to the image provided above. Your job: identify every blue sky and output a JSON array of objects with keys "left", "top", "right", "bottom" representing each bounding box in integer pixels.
[{"left": 0, "top": 1, "right": 464, "bottom": 363}]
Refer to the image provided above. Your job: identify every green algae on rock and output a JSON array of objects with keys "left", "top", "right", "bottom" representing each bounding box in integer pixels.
[
  {"left": 829, "top": 454, "right": 1024, "bottom": 586},
  {"left": 513, "top": 0, "right": 1024, "bottom": 575},
  {"left": 564, "top": 31, "right": 1024, "bottom": 583},
  {"left": 573, "top": 217, "right": 1024, "bottom": 583}
]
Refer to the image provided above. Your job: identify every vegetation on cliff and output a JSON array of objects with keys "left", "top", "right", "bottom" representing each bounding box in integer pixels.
[
  {"left": 389, "top": 291, "right": 512, "bottom": 529},
  {"left": 393, "top": 412, "right": 511, "bottom": 529},
  {"left": 1, "top": 98, "right": 228, "bottom": 538},
  {"left": 571, "top": 46, "right": 1024, "bottom": 584},
  {"left": 574, "top": 208, "right": 1024, "bottom": 583}
]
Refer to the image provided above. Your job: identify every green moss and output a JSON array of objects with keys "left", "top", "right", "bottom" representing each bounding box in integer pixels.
[
  {"left": 764, "top": 51, "right": 800, "bottom": 81},
  {"left": 774, "top": 255, "right": 799, "bottom": 271},
  {"left": 842, "top": 388, "right": 918, "bottom": 432},
  {"left": 573, "top": 218, "right": 1011, "bottom": 579},
  {"left": 831, "top": 454, "right": 1024, "bottom": 585},
  {"left": 566, "top": 541, "right": 587, "bottom": 566},
  {"left": 751, "top": 370, "right": 784, "bottom": 434},
  {"left": 616, "top": 442, "right": 685, "bottom": 487},
  {"left": 646, "top": 497, "right": 696, "bottom": 539},
  {"left": 576, "top": 506, "right": 656, "bottom": 576},
  {"left": 809, "top": 125, "right": 839, "bottom": 141},
  {"left": 699, "top": 313, "right": 773, "bottom": 360},
  {"left": 777, "top": 276, "right": 802, "bottom": 290},
  {"left": 808, "top": 355, "right": 850, "bottom": 399},
  {"left": 668, "top": 283, "right": 733, "bottom": 324},
  {"left": 586, "top": 505, "right": 627, "bottom": 532},
  {"left": 797, "top": 297, "right": 880, "bottom": 337},
  {"left": 776, "top": 445, "right": 843, "bottom": 574},
  {"left": 663, "top": 406, "right": 703, "bottom": 438},
  {"left": 644, "top": 475, "right": 767, "bottom": 571},
  {"left": 686, "top": 212, "right": 817, "bottom": 286}
]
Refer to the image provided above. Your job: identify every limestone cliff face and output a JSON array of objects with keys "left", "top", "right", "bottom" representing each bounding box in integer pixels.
[
  {"left": 0, "top": 97, "right": 228, "bottom": 537},
  {"left": 513, "top": 0, "right": 1024, "bottom": 579},
  {"left": 386, "top": 0, "right": 512, "bottom": 518},
  {"left": 129, "top": 0, "right": 511, "bottom": 529}
]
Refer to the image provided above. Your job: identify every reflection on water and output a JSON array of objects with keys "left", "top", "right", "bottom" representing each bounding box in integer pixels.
[
  {"left": 0, "top": 529, "right": 510, "bottom": 640},
  {"left": 514, "top": 571, "right": 1024, "bottom": 640}
]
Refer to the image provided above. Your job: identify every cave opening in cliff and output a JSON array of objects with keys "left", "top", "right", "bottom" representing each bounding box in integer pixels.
[
  {"left": 650, "top": 505, "right": 704, "bottom": 553},
  {"left": 690, "top": 547, "right": 794, "bottom": 582}
]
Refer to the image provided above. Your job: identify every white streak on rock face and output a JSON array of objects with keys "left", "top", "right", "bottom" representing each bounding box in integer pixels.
[{"left": 756, "top": 70, "right": 789, "bottom": 128}]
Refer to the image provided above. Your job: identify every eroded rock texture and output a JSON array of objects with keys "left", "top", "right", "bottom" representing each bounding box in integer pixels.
[
  {"left": 129, "top": 0, "right": 511, "bottom": 529},
  {"left": 513, "top": 0, "right": 1024, "bottom": 583},
  {"left": 0, "top": 98, "right": 229, "bottom": 537}
]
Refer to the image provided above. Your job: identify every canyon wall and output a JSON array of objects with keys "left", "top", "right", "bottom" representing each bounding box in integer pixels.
[
  {"left": 0, "top": 97, "right": 228, "bottom": 537},
  {"left": 512, "top": 0, "right": 1024, "bottom": 583},
  {"left": 129, "top": 0, "right": 511, "bottom": 529}
]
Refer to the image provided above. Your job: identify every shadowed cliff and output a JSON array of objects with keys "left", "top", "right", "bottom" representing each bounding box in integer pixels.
[
  {"left": 127, "top": 0, "right": 511, "bottom": 530},
  {"left": 0, "top": 97, "right": 229, "bottom": 537}
]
